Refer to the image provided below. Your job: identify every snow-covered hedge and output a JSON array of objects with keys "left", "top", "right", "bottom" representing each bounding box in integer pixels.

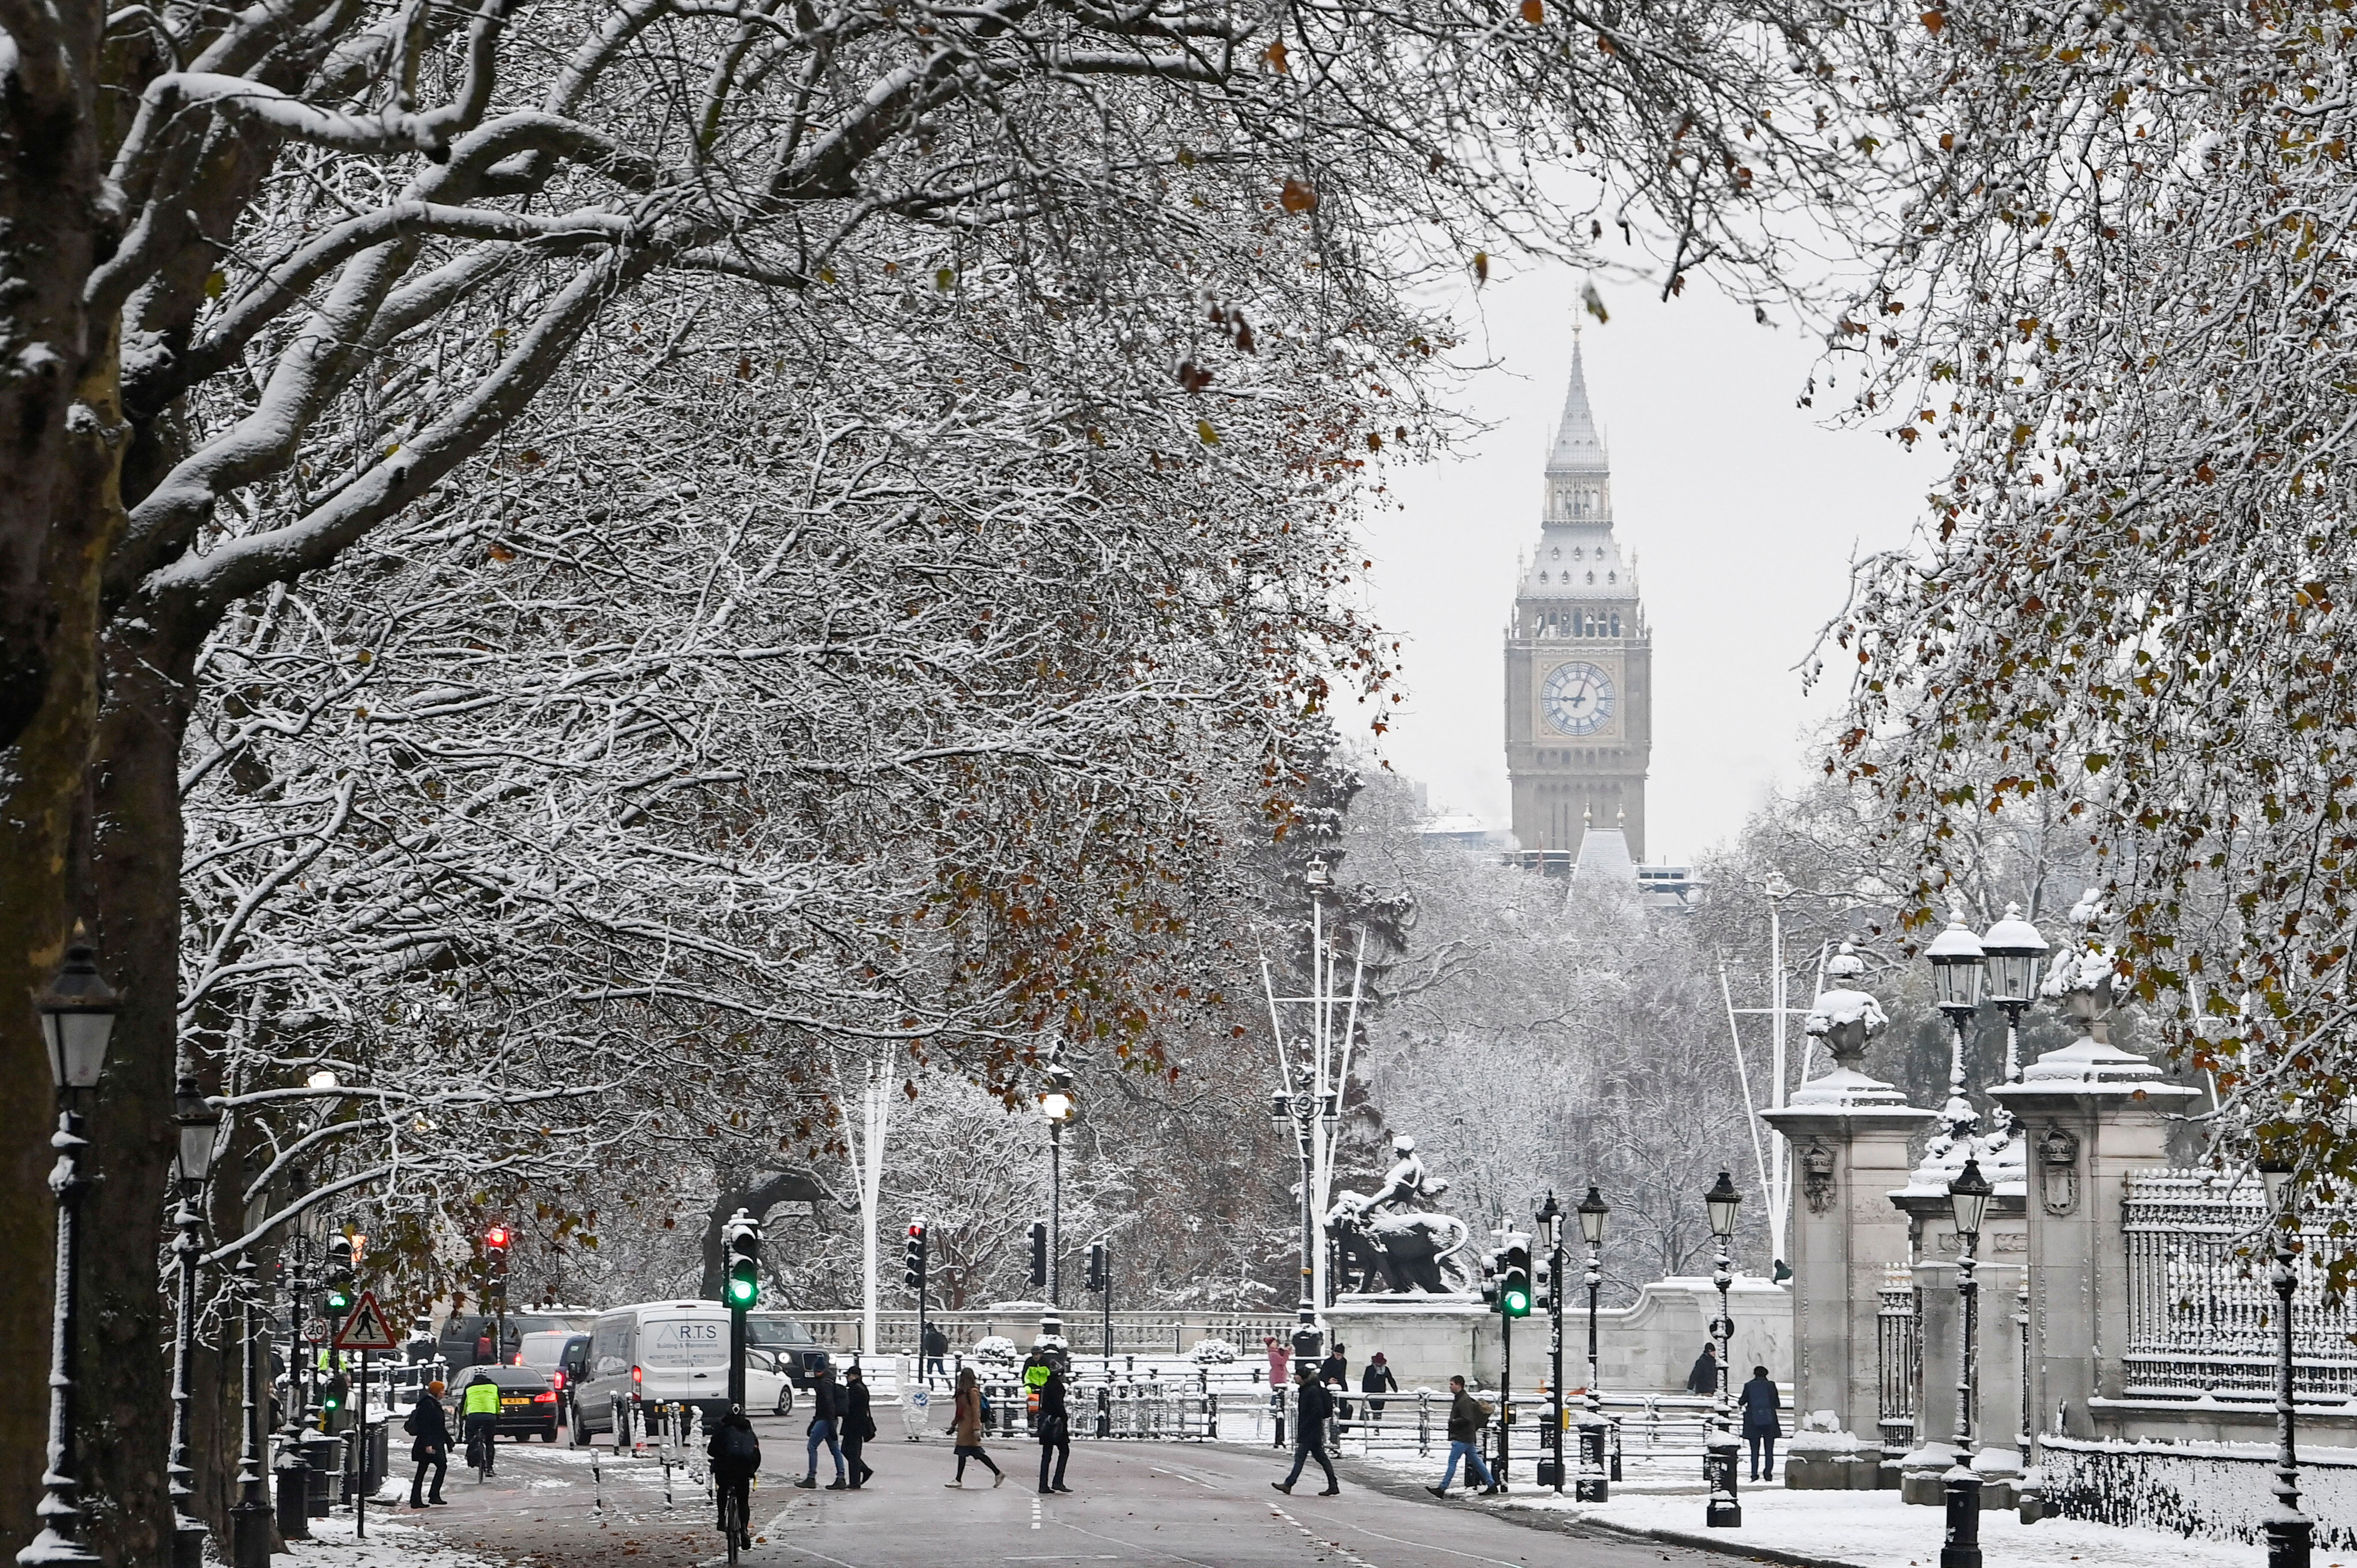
[
  {"left": 1189, "top": 1339, "right": 1239, "bottom": 1365},
  {"left": 970, "top": 1335, "right": 1020, "bottom": 1364}
]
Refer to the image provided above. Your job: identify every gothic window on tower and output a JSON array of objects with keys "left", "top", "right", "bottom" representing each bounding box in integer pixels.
[{"left": 1610, "top": 612, "right": 1621, "bottom": 637}]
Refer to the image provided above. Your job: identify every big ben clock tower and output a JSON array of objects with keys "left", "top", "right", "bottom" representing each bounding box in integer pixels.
[{"left": 1505, "top": 336, "right": 1652, "bottom": 862}]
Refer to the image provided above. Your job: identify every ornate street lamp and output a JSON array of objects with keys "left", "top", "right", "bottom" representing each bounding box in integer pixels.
[
  {"left": 1533, "top": 1191, "right": 1566, "bottom": 1495},
  {"left": 1927, "top": 907, "right": 1987, "bottom": 1133},
  {"left": 1038, "top": 1050, "right": 1079, "bottom": 1338},
  {"left": 1703, "top": 1171, "right": 1742, "bottom": 1528},
  {"left": 1981, "top": 904, "right": 2048, "bottom": 1086},
  {"left": 26, "top": 935, "right": 121, "bottom": 1566},
  {"left": 2258, "top": 1152, "right": 2311, "bottom": 1568},
  {"left": 168, "top": 1077, "right": 223, "bottom": 1568},
  {"left": 1577, "top": 1186, "right": 1610, "bottom": 1502},
  {"left": 1942, "top": 1157, "right": 1994, "bottom": 1568}
]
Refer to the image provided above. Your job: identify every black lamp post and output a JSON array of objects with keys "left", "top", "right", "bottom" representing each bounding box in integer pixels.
[
  {"left": 26, "top": 936, "right": 121, "bottom": 1566},
  {"left": 168, "top": 1077, "right": 222, "bottom": 1568},
  {"left": 1942, "top": 1157, "right": 1993, "bottom": 1568},
  {"left": 1532, "top": 1192, "right": 1565, "bottom": 1494},
  {"left": 1703, "top": 1171, "right": 1742, "bottom": 1528},
  {"left": 1927, "top": 907, "right": 1988, "bottom": 1132},
  {"left": 1040, "top": 1051, "right": 1078, "bottom": 1341},
  {"left": 231, "top": 1250, "right": 271, "bottom": 1568},
  {"left": 2259, "top": 1154, "right": 2312, "bottom": 1568},
  {"left": 1577, "top": 1186, "right": 1610, "bottom": 1502}
]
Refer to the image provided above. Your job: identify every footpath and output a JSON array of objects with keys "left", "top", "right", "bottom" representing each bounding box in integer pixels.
[{"left": 1338, "top": 1450, "right": 2293, "bottom": 1568}]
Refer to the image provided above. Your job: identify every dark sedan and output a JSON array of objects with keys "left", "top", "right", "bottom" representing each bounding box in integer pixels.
[{"left": 454, "top": 1367, "right": 561, "bottom": 1442}]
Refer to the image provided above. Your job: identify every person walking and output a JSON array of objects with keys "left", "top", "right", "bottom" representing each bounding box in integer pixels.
[
  {"left": 1272, "top": 1368, "right": 1339, "bottom": 1496},
  {"left": 946, "top": 1366, "right": 1005, "bottom": 1487},
  {"left": 842, "top": 1364, "right": 877, "bottom": 1489},
  {"left": 1740, "top": 1364, "right": 1781, "bottom": 1481},
  {"left": 405, "top": 1380, "right": 451, "bottom": 1507},
  {"left": 1685, "top": 1343, "right": 1720, "bottom": 1397},
  {"left": 707, "top": 1404, "right": 761, "bottom": 1550},
  {"left": 922, "top": 1323, "right": 950, "bottom": 1381},
  {"left": 1036, "top": 1367, "right": 1073, "bottom": 1494},
  {"left": 1319, "top": 1342, "right": 1351, "bottom": 1423},
  {"left": 1426, "top": 1375, "right": 1497, "bottom": 1497},
  {"left": 797, "top": 1364, "right": 848, "bottom": 1489},
  {"left": 1359, "top": 1353, "right": 1398, "bottom": 1426}
]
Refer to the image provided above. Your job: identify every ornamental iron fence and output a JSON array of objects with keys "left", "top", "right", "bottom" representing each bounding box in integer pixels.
[
  {"left": 1877, "top": 1267, "right": 1920, "bottom": 1454},
  {"left": 2121, "top": 1171, "right": 2357, "bottom": 1401}
]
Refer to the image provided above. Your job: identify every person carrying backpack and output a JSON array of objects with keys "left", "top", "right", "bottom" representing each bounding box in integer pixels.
[
  {"left": 707, "top": 1405, "right": 762, "bottom": 1550},
  {"left": 1427, "top": 1375, "right": 1497, "bottom": 1497},
  {"left": 1272, "top": 1368, "right": 1339, "bottom": 1496},
  {"left": 405, "top": 1381, "right": 451, "bottom": 1507},
  {"left": 460, "top": 1373, "right": 501, "bottom": 1475},
  {"left": 1036, "top": 1368, "right": 1073, "bottom": 1495}
]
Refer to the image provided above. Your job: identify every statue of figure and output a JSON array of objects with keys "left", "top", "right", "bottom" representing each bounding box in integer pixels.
[{"left": 1322, "top": 1134, "right": 1470, "bottom": 1295}]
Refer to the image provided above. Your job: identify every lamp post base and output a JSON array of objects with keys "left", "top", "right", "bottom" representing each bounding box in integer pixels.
[
  {"left": 2267, "top": 1517, "right": 2312, "bottom": 1568},
  {"left": 231, "top": 1499, "right": 272, "bottom": 1568},
  {"left": 171, "top": 1513, "right": 209, "bottom": 1568},
  {"left": 1706, "top": 1441, "right": 1742, "bottom": 1527},
  {"left": 1940, "top": 1472, "right": 1983, "bottom": 1568}
]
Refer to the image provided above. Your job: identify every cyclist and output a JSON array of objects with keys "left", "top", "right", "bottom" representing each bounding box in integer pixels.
[
  {"left": 461, "top": 1372, "right": 502, "bottom": 1475},
  {"left": 708, "top": 1403, "right": 761, "bottom": 1552}
]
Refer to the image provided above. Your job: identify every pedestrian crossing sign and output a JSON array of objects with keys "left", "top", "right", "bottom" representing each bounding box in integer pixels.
[{"left": 332, "top": 1290, "right": 401, "bottom": 1352}]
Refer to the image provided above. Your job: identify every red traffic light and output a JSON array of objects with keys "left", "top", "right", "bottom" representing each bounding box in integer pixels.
[
  {"left": 907, "top": 1221, "right": 925, "bottom": 1238},
  {"left": 485, "top": 1226, "right": 510, "bottom": 1250}
]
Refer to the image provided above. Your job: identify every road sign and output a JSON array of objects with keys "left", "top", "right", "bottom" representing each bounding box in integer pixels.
[
  {"left": 302, "top": 1316, "right": 330, "bottom": 1343},
  {"left": 332, "top": 1291, "right": 402, "bottom": 1352}
]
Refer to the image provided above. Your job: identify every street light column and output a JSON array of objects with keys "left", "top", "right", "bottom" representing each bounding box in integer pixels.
[
  {"left": 1703, "top": 1171, "right": 1742, "bottom": 1529},
  {"left": 169, "top": 1077, "right": 223, "bottom": 1568},
  {"left": 1575, "top": 1184, "right": 1610, "bottom": 1502},
  {"left": 1942, "top": 1158, "right": 1993, "bottom": 1568},
  {"left": 2261, "top": 1157, "right": 2312, "bottom": 1568},
  {"left": 23, "top": 937, "right": 120, "bottom": 1568},
  {"left": 231, "top": 1255, "right": 271, "bottom": 1568}
]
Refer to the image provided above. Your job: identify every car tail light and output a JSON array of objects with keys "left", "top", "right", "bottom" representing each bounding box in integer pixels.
[
  {"left": 534, "top": 1391, "right": 557, "bottom": 1403},
  {"left": 553, "top": 1371, "right": 566, "bottom": 1390}
]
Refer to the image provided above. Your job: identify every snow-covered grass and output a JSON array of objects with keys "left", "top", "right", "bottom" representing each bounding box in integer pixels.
[
  {"left": 1342, "top": 1448, "right": 2319, "bottom": 1568},
  {"left": 285, "top": 1511, "right": 499, "bottom": 1568}
]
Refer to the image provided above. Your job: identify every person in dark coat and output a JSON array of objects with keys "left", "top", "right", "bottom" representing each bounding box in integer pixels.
[
  {"left": 1273, "top": 1369, "right": 1339, "bottom": 1496},
  {"left": 797, "top": 1364, "right": 848, "bottom": 1489},
  {"left": 1359, "top": 1353, "right": 1398, "bottom": 1424},
  {"left": 922, "top": 1323, "right": 950, "bottom": 1380},
  {"left": 1426, "top": 1375, "right": 1496, "bottom": 1496},
  {"left": 1685, "top": 1343, "right": 1720, "bottom": 1396},
  {"left": 405, "top": 1380, "right": 451, "bottom": 1507},
  {"left": 1318, "top": 1342, "right": 1351, "bottom": 1422},
  {"left": 1739, "top": 1364, "right": 1781, "bottom": 1481},
  {"left": 842, "top": 1364, "right": 877, "bottom": 1488},
  {"left": 707, "top": 1406, "right": 761, "bottom": 1549},
  {"left": 1035, "top": 1368, "right": 1073, "bottom": 1494}
]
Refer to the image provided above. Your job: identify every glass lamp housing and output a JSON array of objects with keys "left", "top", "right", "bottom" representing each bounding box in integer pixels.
[
  {"left": 1926, "top": 908, "right": 1988, "bottom": 1013},
  {"left": 1981, "top": 902, "right": 2049, "bottom": 1007},
  {"left": 1577, "top": 1185, "right": 1609, "bottom": 1246},
  {"left": 1949, "top": 1157, "right": 1994, "bottom": 1240},
  {"left": 36, "top": 941, "right": 119, "bottom": 1091},
  {"left": 175, "top": 1076, "right": 222, "bottom": 1183},
  {"left": 1703, "top": 1171, "right": 1741, "bottom": 1239}
]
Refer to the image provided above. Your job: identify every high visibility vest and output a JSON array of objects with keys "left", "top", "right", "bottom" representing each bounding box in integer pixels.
[{"left": 463, "top": 1380, "right": 501, "bottom": 1418}]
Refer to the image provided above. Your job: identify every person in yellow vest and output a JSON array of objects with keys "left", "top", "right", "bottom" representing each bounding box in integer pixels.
[{"left": 462, "top": 1373, "right": 502, "bottom": 1475}]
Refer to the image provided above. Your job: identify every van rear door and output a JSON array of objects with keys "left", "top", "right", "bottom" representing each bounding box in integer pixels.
[{"left": 637, "top": 1312, "right": 728, "bottom": 1402}]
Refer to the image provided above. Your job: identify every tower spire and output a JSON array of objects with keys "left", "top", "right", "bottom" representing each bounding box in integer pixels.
[{"left": 1547, "top": 330, "right": 1607, "bottom": 473}]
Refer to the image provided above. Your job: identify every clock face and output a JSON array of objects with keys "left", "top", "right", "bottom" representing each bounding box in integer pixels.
[{"left": 1542, "top": 661, "right": 1617, "bottom": 736}]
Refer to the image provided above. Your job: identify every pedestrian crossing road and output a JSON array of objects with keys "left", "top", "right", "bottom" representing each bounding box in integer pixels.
[{"left": 401, "top": 1423, "right": 1753, "bottom": 1568}]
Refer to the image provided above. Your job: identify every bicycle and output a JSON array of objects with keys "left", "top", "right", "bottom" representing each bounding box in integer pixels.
[
  {"left": 468, "top": 1424, "right": 496, "bottom": 1483},
  {"left": 720, "top": 1481, "right": 741, "bottom": 1567}
]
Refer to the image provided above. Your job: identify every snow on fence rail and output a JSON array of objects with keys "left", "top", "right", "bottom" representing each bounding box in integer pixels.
[
  {"left": 795, "top": 1310, "right": 1296, "bottom": 1358},
  {"left": 2042, "top": 1435, "right": 2357, "bottom": 1550},
  {"left": 2122, "top": 1171, "right": 2357, "bottom": 1401}
]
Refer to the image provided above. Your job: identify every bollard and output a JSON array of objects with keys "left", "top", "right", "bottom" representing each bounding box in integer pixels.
[
  {"left": 274, "top": 1448, "right": 309, "bottom": 1540},
  {"left": 1096, "top": 1384, "right": 1110, "bottom": 1440},
  {"left": 1418, "top": 1388, "right": 1432, "bottom": 1457},
  {"left": 593, "top": 1448, "right": 603, "bottom": 1513}
]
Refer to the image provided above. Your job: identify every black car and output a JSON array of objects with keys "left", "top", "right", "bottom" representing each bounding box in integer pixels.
[
  {"left": 746, "top": 1314, "right": 831, "bottom": 1389},
  {"left": 453, "top": 1367, "right": 561, "bottom": 1442},
  {"left": 438, "top": 1310, "right": 597, "bottom": 1370}
]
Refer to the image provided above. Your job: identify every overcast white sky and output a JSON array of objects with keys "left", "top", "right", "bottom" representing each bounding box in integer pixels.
[{"left": 1355, "top": 258, "right": 1931, "bottom": 866}]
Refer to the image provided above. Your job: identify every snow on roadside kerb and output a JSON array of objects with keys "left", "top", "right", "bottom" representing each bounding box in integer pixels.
[
  {"left": 288, "top": 1511, "right": 500, "bottom": 1568},
  {"left": 1340, "top": 1447, "right": 2277, "bottom": 1568}
]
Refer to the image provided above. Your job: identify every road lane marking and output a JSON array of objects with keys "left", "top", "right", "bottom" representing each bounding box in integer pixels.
[
  {"left": 1269, "top": 1502, "right": 1378, "bottom": 1568},
  {"left": 1316, "top": 1512, "right": 1534, "bottom": 1568},
  {"left": 1050, "top": 1517, "right": 1235, "bottom": 1568},
  {"left": 1147, "top": 1467, "right": 1220, "bottom": 1490},
  {"left": 1033, "top": 1494, "right": 1043, "bottom": 1530}
]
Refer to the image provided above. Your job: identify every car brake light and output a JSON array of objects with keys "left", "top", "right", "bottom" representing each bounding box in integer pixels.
[
  {"left": 553, "top": 1371, "right": 566, "bottom": 1389},
  {"left": 534, "top": 1391, "right": 557, "bottom": 1403}
]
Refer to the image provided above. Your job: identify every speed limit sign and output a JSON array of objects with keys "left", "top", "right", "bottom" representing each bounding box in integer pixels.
[{"left": 303, "top": 1316, "right": 331, "bottom": 1343}]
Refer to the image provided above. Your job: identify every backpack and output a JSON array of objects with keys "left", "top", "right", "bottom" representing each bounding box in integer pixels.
[{"left": 718, "top": 1422, "right": 760, "bottom": 1466}]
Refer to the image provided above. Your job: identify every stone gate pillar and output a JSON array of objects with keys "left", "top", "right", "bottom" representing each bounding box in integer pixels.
[{"left": 1763, "top": 947, "right": 1934, "bottom": 1488}]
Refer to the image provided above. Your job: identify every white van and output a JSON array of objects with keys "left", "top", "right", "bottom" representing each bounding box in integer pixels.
[{"left": 570, "top": 1301, "right": 792, "bottom": 1441}]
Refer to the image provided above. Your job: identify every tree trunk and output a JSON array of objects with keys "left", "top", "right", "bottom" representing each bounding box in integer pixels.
[
  {"left": 76, "top": 612, "right": 199, "bottom": 1567},
  {"left": 699, "top": 1169, "right": 833, "bottom": 1301},
  {"left": 0, "top": 7, "right": 117, "bottom": 1549}
]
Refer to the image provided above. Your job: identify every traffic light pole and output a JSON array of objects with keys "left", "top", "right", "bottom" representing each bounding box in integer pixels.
[
  {"left": 1548, "top": 1229, "right": 1565, "bottom": 1496},
  {"left": 1498, "top": 1311, "right": 1512, "bottom": 1491},
  {"left": 724, "top": 1208, "right": 759, "bottom": 1410}
]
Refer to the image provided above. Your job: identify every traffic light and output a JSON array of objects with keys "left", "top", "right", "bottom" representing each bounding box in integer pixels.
[
  {"left": 1478, "top": 1247, "right": 1502, "bottom": 1310},
  {"left": 324, "top": 1269, "right": 356, "bottom": 1316},
  {"left": 1086, "top": 1241, "right": 1107, "bottom": 1293},
  {"left": 1028, "top": 1222, "right": 1048, "bottom": 1289},
  {"left": 321, "top": 1371, "right": 348, "bottom": 1413},
  {"left": 1532, "top": 1253, "right": 1554, "bottom": 1313},
  {"left": 904, "top": 1220, "right": 927, "bottom": 1292},
  {"left": 724, "top": 1209, "right": 762, "bottom": 1310},
  {"left": 484, "top": 1225, "right": 511, "bottom": 1299},
  {"left": 1499, "top": 1244, "right": 1533, "bottom": 1318}
]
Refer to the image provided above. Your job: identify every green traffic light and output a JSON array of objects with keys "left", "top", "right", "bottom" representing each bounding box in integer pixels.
[
  {"left": 726, "top": 1267, "right": 758, "bottom": 1307},
  {"left": 1502, "top": 1287, "right": 1530, "bottom": 1317}
]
